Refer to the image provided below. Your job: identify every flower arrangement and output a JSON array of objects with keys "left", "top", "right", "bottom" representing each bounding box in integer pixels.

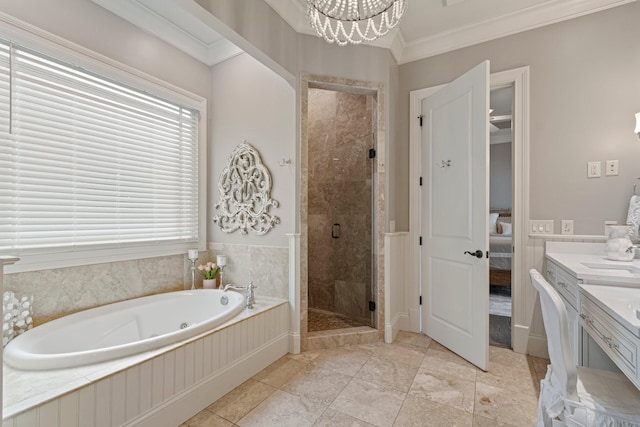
[{"left": 197, "top": 261, "right": 219, "bottom": 280}]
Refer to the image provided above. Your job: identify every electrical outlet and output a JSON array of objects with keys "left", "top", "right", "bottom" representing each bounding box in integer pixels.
[
  {"left": 529, "top": 220, "right": 554, "bottom": 235},
  {"left": 588, "top": 161, "right": 601, "bottom": 178},
  {"left": 561, "top": 220, "right": 574, "bottom": 235},
  {"left": 605, "top": 160, "right": 619, "bottom": 176}
]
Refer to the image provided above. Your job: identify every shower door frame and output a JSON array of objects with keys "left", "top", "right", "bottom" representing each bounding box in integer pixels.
[{"left": 299, "top": 73, "right": 386, "bottom": 351}]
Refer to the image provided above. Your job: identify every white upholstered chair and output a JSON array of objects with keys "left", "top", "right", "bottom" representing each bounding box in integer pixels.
[{"left": 529, "top": 268, "right": 640, "bottom": 427}]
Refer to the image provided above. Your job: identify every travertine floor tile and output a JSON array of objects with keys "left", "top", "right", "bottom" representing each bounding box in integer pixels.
[
  {"left": 395, "top": 331, "right": 432, "bottom": 349},
  {"left": 237, "top": 389, "right": 326, "bottom": 427},
  {"left": 472, "top": 414, "right": 520, "bottom": 427},
  {"left": 474, "top": 382, "right": 538, "bottom": 426},
  {"left": 425, "top": 343, "right": 478, "bottom": 371},
  {"left": 313, "top": 408, "right": 377, "bottom": 426},
  {"left": 369, "top": 341, "right": 427, "bottom": 367},
  {"left": 179, "top": 409, "right": 234, "bottom": 427},
  {"left": 207, "top": 378, "right": 276, "bottom": 423},
  {"left": 409, "top": 367, "right": 476, "bottom": 413},
  {"left": 476, "top": 361, "right": 539, "bottom": 397},
  {"left": 489, "top": 345, "right": 529, "bottom": 369},
  {"left": 421, "top": 351, "right": 478, "bottom": 382},
  {"left": 186, "top": 339, "right": 547, "bottom": 427},
  {"left": 313, "top": 345, "right": 372, "bottom": 376},
  {"left": 394, "top": 394, "right": 473, "bottom": 427},
  {"left": 330, "top": 378, "right": 405, "bottom": 427},
  {"left": 252, "top": 355, "right": 309, "bottom": 388},
  {"left": 282, "top": 365, "right": 351, "bottom": 405},
  {"left": 356, "top": 356, "right": 419, "bottom": 393}
]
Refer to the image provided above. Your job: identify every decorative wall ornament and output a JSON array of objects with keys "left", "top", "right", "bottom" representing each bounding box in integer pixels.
[{"left": 213, "top": 141, "right": 280, "bottom": 235}]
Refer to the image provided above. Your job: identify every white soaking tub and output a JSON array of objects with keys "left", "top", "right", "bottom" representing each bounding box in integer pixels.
[{"left": 4, "top": 289, "right": 245, "bottom": 370}]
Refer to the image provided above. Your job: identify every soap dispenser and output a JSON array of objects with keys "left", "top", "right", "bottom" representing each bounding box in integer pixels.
[{"left": 605, "top": 225, "right": 634, "bottom": 261}]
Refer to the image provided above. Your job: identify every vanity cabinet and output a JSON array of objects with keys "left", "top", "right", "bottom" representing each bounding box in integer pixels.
[
  {"left": 546, "top": 260, "right": 581, "bottom": 365},
  {"left": 579, "top": 292, "right": 639, "bottom": 388}
]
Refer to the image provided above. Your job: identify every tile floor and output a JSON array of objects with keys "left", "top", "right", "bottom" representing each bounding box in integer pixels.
[
  {"left": 180, "top": 331, "right": 547, "bottom": 427},
  {"left": 308, "top": 309, "right": 371, "bottom": 332}
]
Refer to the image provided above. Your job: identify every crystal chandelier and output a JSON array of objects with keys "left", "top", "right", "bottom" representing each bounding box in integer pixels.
[{"left": 307, "top": 0, "right": 407, "bottom": 46}]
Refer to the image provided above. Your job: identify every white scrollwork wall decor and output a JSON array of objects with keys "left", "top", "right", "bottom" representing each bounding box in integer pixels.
[{"left": 213, "top": 141, "right": 280, "bottom": 235}]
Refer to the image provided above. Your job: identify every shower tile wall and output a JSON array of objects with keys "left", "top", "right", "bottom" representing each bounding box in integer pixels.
[{"left": 308, "top": 88, "right": 373, "bottom": 323}]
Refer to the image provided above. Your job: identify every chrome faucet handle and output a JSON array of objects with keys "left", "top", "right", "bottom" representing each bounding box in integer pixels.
[{"left": 626, "top": 245, "right": 638, "bottom": 254}]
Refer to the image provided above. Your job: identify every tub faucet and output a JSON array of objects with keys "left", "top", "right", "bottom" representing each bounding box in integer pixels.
[{"left": 223, "top": 281, "right": 257, "bottom": 309}]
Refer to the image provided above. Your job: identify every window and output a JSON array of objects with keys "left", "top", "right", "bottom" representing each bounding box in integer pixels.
[{"left": 0, "top": 37, "right": 205, "bottom": 272}]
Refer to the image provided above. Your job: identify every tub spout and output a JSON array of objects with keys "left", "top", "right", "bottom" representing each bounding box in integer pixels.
[{"left": 223, "top": 282, "right": 257, "bottom": 309}]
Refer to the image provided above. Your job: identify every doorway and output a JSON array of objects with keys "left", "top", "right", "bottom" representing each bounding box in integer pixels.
[
  {"left": 409, "top": 66, "right": 530, "bottom": 356},
  {"left": 306, "top": 87, "right": 375, "bottom": 332},
  {"left": 300, "top": 74, "right": 386, "bottom": 351},
  {"left": 489, "top": 85, "right": 514, "bottom": 348}
]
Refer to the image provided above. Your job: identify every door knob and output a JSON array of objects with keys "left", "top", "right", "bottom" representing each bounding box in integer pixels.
[{"left": 464, "top": 250, "right": 483, "bottom": 259}]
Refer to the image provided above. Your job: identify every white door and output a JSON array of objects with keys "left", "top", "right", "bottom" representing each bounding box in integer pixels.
[{"left": 421, "top": 61, "right": 490, "bottom": 371}]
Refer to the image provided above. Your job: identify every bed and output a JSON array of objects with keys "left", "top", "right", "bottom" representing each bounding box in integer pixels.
[{"left": 489, "top": 211, "right": 512, "bottom": 286}]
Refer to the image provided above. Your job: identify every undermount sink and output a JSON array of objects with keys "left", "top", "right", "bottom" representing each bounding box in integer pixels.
[{"left": 581, "top": 263, "right": 640, "bottom": 274}]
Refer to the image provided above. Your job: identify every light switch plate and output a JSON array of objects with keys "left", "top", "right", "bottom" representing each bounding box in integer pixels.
[
  {"left": 588, "top": 161, "right": 601, "bottom": 178},
  {"left": 530, "top": 220, "right": 554, "bottom": 235}
]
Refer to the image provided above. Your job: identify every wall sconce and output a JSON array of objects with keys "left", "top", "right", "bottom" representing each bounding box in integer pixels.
[{"left": 635, "top": 113, "right": 640, "bottom": 138}]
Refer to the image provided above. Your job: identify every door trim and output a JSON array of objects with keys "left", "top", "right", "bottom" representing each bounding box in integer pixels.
[{"left": 409, "top": 66, "right": 530, "bottom": 354}]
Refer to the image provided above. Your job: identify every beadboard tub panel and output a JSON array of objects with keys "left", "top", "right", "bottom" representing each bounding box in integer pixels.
[{"left": 3, "top": 303, "right": 289, "bottom": 427}]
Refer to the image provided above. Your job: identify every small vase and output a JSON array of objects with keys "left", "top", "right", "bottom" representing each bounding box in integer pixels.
[{"left": 202, "top": 279, "right": 217, "bottom": 289}]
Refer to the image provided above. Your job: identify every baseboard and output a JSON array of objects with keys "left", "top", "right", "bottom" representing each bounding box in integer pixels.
[
  {"left": 125, "top": 333, "right": 289, "bottom": 427},
  {"left": 512, "top": 323, "right": 530, "bottom": 354},
  {"left": 527, "top": 333, "right": 549, "bottom": 359},
  {"left": 409, "top": 308, "right": 421, "bottom": 333},
  {"left": 289, "top": 331, "right": 301, "bottom": 354}
]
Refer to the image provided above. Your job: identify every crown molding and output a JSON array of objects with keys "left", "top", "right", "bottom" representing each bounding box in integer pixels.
[
  {"left": 91, "top": 0, "right": 243, "bottom": 66},
  {"left": 398, "top": 0, "right": 636, "bottom": 64}
]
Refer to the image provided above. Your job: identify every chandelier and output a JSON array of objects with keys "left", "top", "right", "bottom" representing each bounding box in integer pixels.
[{"left": 307, "top": 0, "right": 407, "bottom": 46}]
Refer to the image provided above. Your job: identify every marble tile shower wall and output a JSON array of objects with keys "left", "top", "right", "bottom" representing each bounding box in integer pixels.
[
  {"left": 3, "top": 255, "right": 190, "bottom": 325},
  {"left": 208, "top": 242, "right": 289, "bottom": 300},
  {"left": 308, "top": 89, "right": 373, "bottom": 322}
]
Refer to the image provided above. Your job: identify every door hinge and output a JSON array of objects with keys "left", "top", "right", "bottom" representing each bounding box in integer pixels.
[
  {"left": 486, "top": 251, "right": 490, "bottom": 258},
  {"left": 368, "top": 148, "right": 376, "bottom": 159},
  {"left": 419, "top": 295, "right": 422, "bottom": 305},
  {"left": 369, "top": 301, "right": 376, "bottom": 311},
  {"left": 419, "top": 177, "right": 423, "bottom": 186},
  {"left": 418, "top": 114, "right": 424, "bottom": 127},
  {"left": 419, "top": 236, "right": 422, "bottom": 246}
]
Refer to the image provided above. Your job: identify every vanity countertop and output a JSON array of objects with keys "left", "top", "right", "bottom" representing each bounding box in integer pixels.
[
  {"left": 546, "top": 242, "right": 640, "bottom": 286},
  {"left": 580, "top": 284, "right": 640, "bottom": 338}
]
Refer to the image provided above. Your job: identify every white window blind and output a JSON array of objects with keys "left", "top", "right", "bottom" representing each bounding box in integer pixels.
[{"left": 0, "top": 39, "right": 200, "bottom": 258}]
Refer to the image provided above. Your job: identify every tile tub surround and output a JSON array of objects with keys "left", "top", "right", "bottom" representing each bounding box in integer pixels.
[
  {"left": 3, "top": 297, "right": 288, "bottom": 426},
  {"left": 208, "top": 243, "right": 289, "bottom": 300},
  {"left": 2, "top": 253, "right": 202, "bottom": 325},
  {"left": 180, "top": 331, "right": 547, "bottom": 427}
]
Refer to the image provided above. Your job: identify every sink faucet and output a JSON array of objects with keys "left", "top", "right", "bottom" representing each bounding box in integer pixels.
[
  {"left": 626, "top": 245, "right": 638, "bottom": 254},
  {"left": 223, "top": 281, "right": 257, "bottom": 309}
]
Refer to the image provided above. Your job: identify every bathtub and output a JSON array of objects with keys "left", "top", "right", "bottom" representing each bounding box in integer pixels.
[{"left": 3, "top": 289, "right": 246, "bottom": 370}]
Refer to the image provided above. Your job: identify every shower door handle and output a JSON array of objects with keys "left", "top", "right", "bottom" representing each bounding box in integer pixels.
[{"left": 332, "top": 223, "right": 341, "bottom": 239}]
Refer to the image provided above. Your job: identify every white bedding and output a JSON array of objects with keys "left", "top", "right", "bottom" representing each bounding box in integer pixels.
[{"left": 489, "top": 234, "right": 512, "bottom": 270}]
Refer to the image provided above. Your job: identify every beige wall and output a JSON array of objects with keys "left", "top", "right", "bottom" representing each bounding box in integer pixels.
[
  {"left": 209, "top": 53, "right": 296, "bottom": 247},
  {"left": 398, "top": 1, "right": 640, "bottom": 234}
]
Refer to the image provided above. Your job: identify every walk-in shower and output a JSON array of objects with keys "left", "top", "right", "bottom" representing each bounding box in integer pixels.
[{"left": 307, "top": 87, "right": 376, "bottom": 332}]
